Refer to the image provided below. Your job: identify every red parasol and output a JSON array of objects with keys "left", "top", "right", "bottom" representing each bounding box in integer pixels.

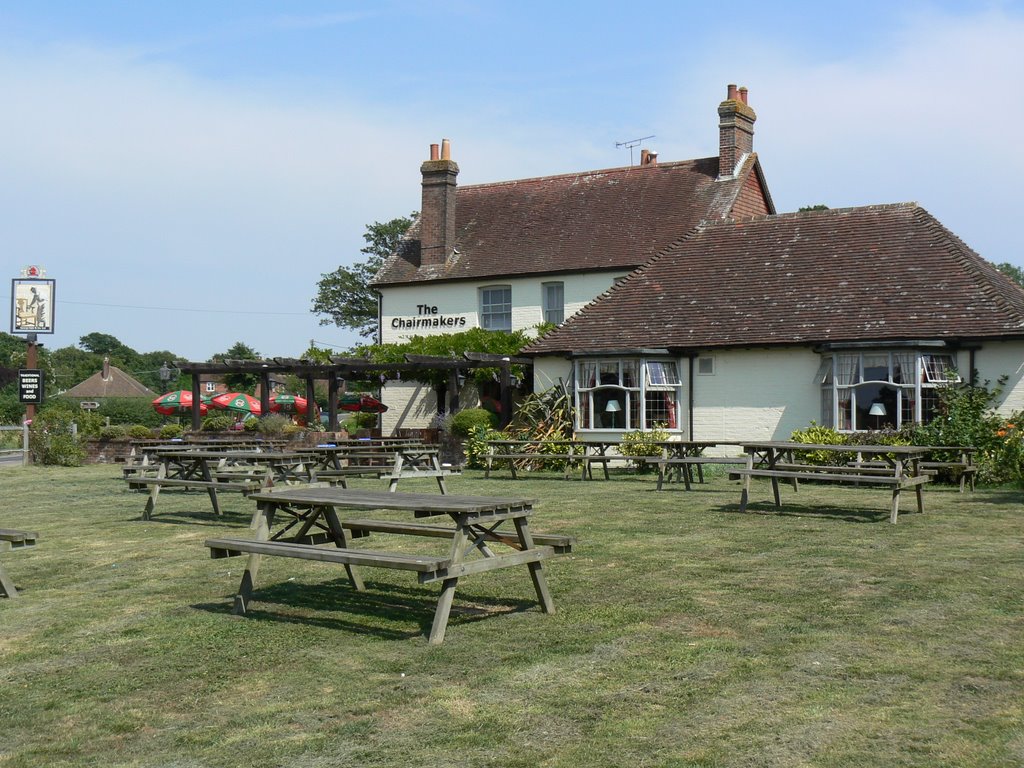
[
  {"left": 209, "top": 392, "right": 263, "bottom": 415},
  {"left": 153, "top": 390, "right": 208, "bottom": 416}
]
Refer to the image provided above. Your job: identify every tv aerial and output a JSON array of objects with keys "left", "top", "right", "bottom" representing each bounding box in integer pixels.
[{"left": 615, "top": 135, "right": 655, "bottom": 165}]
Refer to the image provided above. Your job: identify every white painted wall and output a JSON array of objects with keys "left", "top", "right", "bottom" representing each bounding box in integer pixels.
[
  {"left": 533, "top": 357, "right": 572, "bottom": 394},
  {"left": 379, "top": 271, "right": 627, "bottom": 344},
  {"left": 379, "top": 380, "right": 438, "bottom": 434},
  {"left": 973, "top": 341, "right": 1024, "bottom": 414}
]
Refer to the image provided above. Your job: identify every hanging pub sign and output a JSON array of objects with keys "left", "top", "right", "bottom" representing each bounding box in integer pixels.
[
  {"left": 18, "top": 369, "right": 44, "bottom": 404},
  {"left": 11, "top": 266, "right": 55, "bottom": 334}
]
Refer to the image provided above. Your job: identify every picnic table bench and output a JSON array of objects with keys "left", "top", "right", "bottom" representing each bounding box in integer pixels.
[
  {"left": 484, "top": 440, "right": 616, "bottom": 480},
  {"left": 736, "top": 442, "right": 931, "bottom": 523},
  {"left": 848, "top": 445, "right": 977, "bottom": 492},
  {"left": 0, "top": 528, "right": 39, "bottom": 598},
  {"left": 204, "top": 487, "right": 573, "bottom": 644},
  {"left": 303, "top": 445, "right": 458, "bottom": 493},
  {"left": 641, "top": 441, "right": 744, "bottom": 490},
  {"left": 128, "top": 450, "right": 313, "bottom": 519}
]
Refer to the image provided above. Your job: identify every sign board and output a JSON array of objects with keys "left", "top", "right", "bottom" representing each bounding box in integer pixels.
[
  {"left": 11, "top": 277, "right": 56, "bottom": 334},
  {"left": 80, "top": 401, "right": 100, "bottom": 410},
  {"left": 18, "top": 369, "right": 44, "bottom": 404}
]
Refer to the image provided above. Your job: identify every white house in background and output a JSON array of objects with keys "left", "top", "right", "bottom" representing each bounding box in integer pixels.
[{"left": 372, "top": 85, "right": 774, "bottom": 434}]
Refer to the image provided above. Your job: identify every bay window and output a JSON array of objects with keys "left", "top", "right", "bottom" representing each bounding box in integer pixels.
[
  {"left": 576, "top": 358, "right": 682, "bottom": 431},
  {"left": 819, "top": 350, "right": 960, "bottom": 430}
]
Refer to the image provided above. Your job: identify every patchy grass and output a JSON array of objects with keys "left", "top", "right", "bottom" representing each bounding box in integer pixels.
[{"left": 1, "top": 465, "right": 1022, "bottom": 767}]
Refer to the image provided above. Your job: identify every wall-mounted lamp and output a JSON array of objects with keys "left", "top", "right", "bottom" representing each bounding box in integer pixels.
[{"left": 455, "top": 371, "right": 466, "bottom": 389}]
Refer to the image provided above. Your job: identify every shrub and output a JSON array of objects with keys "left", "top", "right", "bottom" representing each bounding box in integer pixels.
[
  {"left": 99, "top": 425, "right": 129, "bottom": 441},
  {"left": 789, "top": 423, "right": 850, "bottom": 465},
  {"left": 242, "top": 417, "right": 261, "bottom": 432},
  {"left": 127, "top": 424, "right": 154, "bottom": 439},
  {"left": 255, "top": 413, "right": 290, "bottom": 436},
  {"left": 463, "top": 425, "right": 509, "bottom": 469},
  {"left": 619, "top": 426, "right": 670, "bottom": 472},
  {"left": 200, "top": 414, "right": 234, "bottom": 432},
  {"left": 451, "top": 408, "right": 497, "bottom": 437},
  {"left": 159, "top": 423, "right": 184, "bottom": 439},
  {"left": 29, "top": 405, "right": 86, "bottom": 466}
]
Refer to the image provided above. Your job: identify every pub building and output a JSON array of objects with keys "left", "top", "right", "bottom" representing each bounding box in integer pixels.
[{"left": 371, "top": 85, "right": 1024, "bottom": 444}]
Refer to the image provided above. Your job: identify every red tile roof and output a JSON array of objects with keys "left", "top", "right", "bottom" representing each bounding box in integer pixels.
[
  {"left": 524, "top": 203, "right": 1024, "bottom": 355},
  {"left": 373, "top": 155, "right": 772, "bottom": 285}
]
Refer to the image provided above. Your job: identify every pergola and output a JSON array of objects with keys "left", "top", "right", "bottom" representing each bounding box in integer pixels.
[{"left": 175, "top": 353, "right": 533, "bottom": 432}]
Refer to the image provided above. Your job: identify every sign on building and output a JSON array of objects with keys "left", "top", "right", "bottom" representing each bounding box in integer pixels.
[
  {"left": 18, "top": 369, "right": 44, "bottom": 404},
  {"left": 11, "top": 267, "right": 55, "bottom": 334}
]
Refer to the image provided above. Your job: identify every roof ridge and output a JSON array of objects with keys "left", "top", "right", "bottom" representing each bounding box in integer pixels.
[
  {"left": 717, "top": 201, "right": 921, "bottom": 227},
  {"left": 458, "top": 156, "right": 716, "bottom": 191}
]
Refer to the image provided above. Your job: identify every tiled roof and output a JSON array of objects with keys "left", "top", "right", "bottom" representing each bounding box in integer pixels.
[
  {"left": 373, "top": 155, "right": 769, "bottom": 285},
  {"left": 524, "top": 203, "right": 1024, "bottom": 355},
  {"left": 64, "top": 366, "right": 157, "bottom": 398}
]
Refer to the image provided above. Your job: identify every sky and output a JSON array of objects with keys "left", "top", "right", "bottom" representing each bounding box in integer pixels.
[{"left": 2, "top": 1, "right": 1023, "bottom": 364}]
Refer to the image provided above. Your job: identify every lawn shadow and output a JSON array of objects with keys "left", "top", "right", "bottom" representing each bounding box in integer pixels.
[
  {"left": 137, "top": 510, "right": 253, "bottom": 528},
  {"left": 193, "top": 578, "right": 535, "bottom": 640},
  {"left": 714, "top": 500, "right": 892, "bottom": 523}
]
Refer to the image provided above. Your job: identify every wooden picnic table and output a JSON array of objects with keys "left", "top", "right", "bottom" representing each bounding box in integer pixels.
[
  {"left": 644, "top": 441, "right": 746, "bottom": 490},
  {"left": 484, "top": 439, "right": 618, "bottom": 480},
  {"left": 129, "top": 449, "right": 315, "bottom": 520},
  {"left": 300, "top": 444, "right": 455, "bottom": 493},
  {"left": 205, "top": 486, "right": 574, "bottom": 644},
  {"left": 735, "top": 441, "right": 931, "bottom": 523},
  {"left": 0, "top": 528, "right": 39, "bottom": 598}
]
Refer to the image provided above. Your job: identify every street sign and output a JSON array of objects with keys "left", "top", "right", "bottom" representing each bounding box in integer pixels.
[{"left": 18, "top": 369, "right": 44, "bottom": 404}]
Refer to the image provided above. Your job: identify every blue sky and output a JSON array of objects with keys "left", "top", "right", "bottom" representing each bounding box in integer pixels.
[{"left": 3, "top": 1, "right": 1022, "bottom": 363}]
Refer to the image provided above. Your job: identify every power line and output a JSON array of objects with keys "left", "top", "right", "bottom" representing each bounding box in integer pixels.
[{"left": 58, "top": 300, "right": 309, "bottom": 317}]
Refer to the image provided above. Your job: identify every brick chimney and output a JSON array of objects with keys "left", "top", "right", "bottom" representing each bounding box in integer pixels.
[
  {"left": 718, "top": 84, "right": 756, "bottom": 179},
  {"left": 419, "top": 139, "right": 459, "bottom": 267}
]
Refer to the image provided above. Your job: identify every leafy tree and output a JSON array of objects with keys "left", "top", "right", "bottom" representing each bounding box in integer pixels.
[
  {"left": 312, "top": 213, "right": 416, "bottom": 339},
  {"left": 79, "top": 332, "right": 131, "bottom": 357},
  {"left": 994, "top": 262, "right": 1024, "bottom": 287},
  {"left": 798, "top": 204, "right": 829, "bottom": 212},
  {"left": 210, "top": 341, "right": 261, "bottom": 392}
]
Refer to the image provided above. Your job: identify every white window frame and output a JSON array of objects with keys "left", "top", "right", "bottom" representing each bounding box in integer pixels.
[
  {"left": 204, "top": 381, "right": 217, "bottom": 394},
  {"left": 479, "top": 285, "right": 512, "bottom": 331},
  {"left": 541, "top": 281, "right": 565, "bottom": 325},
  {"left": 820, "top": 350, "right": 960, "bottom": 431},
  {"left": 575, "top": 357, "right": 683, "bottom": 433}
]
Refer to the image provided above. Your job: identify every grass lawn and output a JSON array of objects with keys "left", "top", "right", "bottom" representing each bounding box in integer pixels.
[{"left": 1, "top": 464, "right": 1022, "bottom": 767}]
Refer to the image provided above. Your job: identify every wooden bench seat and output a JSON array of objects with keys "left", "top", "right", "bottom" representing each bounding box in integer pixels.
[
  {"left": 0, "top": 528, "right": 39, "bottom": 598},
  {"left": 0, "top": 528, "right": 39, "bottom": 548},
  {"left": 205, "top": 537, "right": 451, "bottom": 573},
  {"left": 130, "top": 477, "right": 263, "bottom": 492},
  {"left": 645, "top": 456, "right": 747, "bottom": 490},
  {"left": 340, "top": 518, "right": 575, "bottom": 554},
  {"left": 733, "top": 468, "right": 930, "bottom": 485}
]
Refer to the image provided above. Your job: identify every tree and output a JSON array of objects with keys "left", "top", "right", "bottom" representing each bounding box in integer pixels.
[
  {"left": 798, "top": 204, "right": 829, "bottom": 212},
  {"left": 210, "top": 342, "right": 261, "bottom": 392},
  {"left": 995, "top": 262, "right": 1024, "bottom": 287},
  {"left": 312, "top": 213, "right": 416, "bottom": 339}
]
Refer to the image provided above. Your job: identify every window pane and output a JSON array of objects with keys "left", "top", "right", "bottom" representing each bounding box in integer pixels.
[
  {"left": 578, "top": 361, "right": 598, "bottom": 389},
  {"left": 599, "top": 362, "right": 619, "bottom": 385},
  {"left": 835, "top": 354, "right": 859, "bottom": 386},
  {"left": 863, "top": 354, "right": 889, "bottom": 383},
  {"left": 922, "top": 354, "right": 960, "bottom": 383},
  {"left": 892, "top": 352, "right": 915, "bottom": 384},
  {"left": 578, "top": 391, "right": 592, "bottom": 429},
  {"left": 480, "top": 286, "right": 512, "bottom": 331},
  {"left": 645, "top": 391, "right": 679, "bottom": 429},
  {"left": 621, "top": 361, "right": 639, "bottom": 388},
  {"left": 820, "top": 387, "right": 834, "bottom": 428},
  {"left": 814, "top": 358, "right": 833, "bottom": 384},
  {"left": 542, "top": 282, "right": 564, "bottom": 325},
  {"left": 647, "top": 361, "right": 680, "bottom": 386}
]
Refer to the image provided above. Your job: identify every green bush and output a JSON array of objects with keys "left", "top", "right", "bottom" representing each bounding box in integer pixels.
[
  {"left": 159, "top": 423, "right": 184, "bottom": 439},
  {"left": 242, "top": 417, "right": 261, "bottom": 432},
  {"left": 127, "top": 424, "right": 154, "bottom": 439},
  {"left": 29, "top": 405, "right": 86, "bottom": 466},
  {"left": 463, "top": 425, "right": 509, "bottom": 469},
  {"left": 0, "top": 387, "right": 24, "bottom": 425},
  {"left": 619, "top": 427, "right": 670, "bottom": 472},
  {"left": 255, "top": 413, "right": 290, "bottom": 436},
  {"left": 55, "top": 397, "right": 163, "bottom": 428},
  {"left": 200, "top": 414, "right": 234, "bottom": 432},
  {"left": 789, "top": 422, "right": 851, "bottom": 465},
  {"left": 99, "top": 425, "right": 129, "bottom": 440},
  {"left": 451, "top": 408, "right": 497, "bottom": 437}
]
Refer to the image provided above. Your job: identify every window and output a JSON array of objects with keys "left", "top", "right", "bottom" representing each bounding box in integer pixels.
[
  {"left": 542, "top": 282, "right": 564, "bottom": 325},
  {"left": 820, "top": 350, "right": 960, "bottom": 430},
  {"left": 479, "top": 285, "right": 512, "bottom": 331},
  {"left": 697, "top": 356, "right": 715, "bottom": 376},
  {"left": 204, "top": 381, "right": 217, "bottom": 393},
  {"left": 576, "top": 358, "right": 681, "bottom": 431}
]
